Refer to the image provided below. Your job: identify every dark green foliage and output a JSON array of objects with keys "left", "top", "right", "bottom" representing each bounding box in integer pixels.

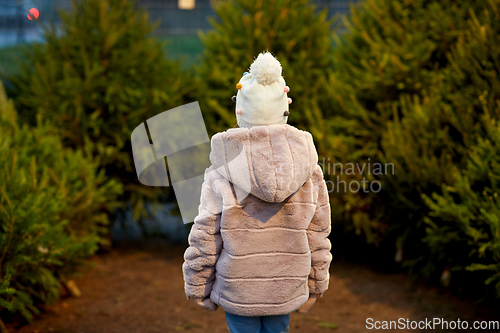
[
  {"left": 0, "top": 276, "right": 14, "bottom": 312},
  {"left": 9, "top": 0, "right": 194, "bottom": 222},
  {"left": 422, "top": 127, "right": 500, "bottom": 296},
  {"left": 321, "top": 0, "right": 489, "bottom": 243},
  {"left": 197, "top": 0, "right": 335, "bottom": 134},
  {"left": 417, "top": 2, "right": 500, "bottom": 294},
  {"left": 0, "top": 45, "right": 29, "bottom": 78},
  {"left": 0, "top": 81, "right": 122, "bottom": 322},
  {"left": 316, "top": 0, "right": 500, "bottom": 297}
]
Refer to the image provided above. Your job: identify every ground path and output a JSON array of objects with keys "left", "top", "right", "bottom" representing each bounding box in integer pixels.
[{"left": 8, "top": 241, "right": 498, "bottom": 333}]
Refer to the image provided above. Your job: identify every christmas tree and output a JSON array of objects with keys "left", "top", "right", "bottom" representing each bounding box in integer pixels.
[
  {"left": 316, "top": 0, "right": 500, "bottom": 297},
  {"left": 196, "top": 0, "right": 335, "bottom": 134},
  {"left": 9, "top": 0, "right": 195, "bottom": 224},
  {"left": 0, "top": 80, "right": 121, "bottom": 326}
]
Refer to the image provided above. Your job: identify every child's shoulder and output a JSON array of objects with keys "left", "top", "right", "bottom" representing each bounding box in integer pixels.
[{"left": 211, "top": 124, "right": 312, "bottom": 137}]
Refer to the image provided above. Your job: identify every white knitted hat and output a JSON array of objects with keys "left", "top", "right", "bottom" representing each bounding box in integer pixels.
[{"left": 234, "top": 52, "right": 291, "bottom": 128}]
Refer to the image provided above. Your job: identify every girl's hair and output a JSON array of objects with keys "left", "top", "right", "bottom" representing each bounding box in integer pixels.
[{"left": 233, "top": 123, "right": 239, "bottom": 128}]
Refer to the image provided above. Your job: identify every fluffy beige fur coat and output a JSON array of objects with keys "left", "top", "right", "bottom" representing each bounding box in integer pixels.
[{"left": 182, "top": 124, "right": 332, "bottom": 316}]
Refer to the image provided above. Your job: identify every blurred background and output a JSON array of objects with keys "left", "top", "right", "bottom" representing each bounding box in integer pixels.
[
  {"left": 0, "top": 0, "right": 355, "bottom": 71},
  {"left": 0, "top": 0, "right": 499, "bottom": 332}
]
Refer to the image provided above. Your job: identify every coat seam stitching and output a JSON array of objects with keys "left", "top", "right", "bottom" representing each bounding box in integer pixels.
[
  {"left": 248, "top": 129, "right": 268, "bottom": 201},
  {"left": 284, "top": 128, "right": 296, "bottom": 196},
  {"left": 269, "top": 126, "right": 278, "bottom": 202}
]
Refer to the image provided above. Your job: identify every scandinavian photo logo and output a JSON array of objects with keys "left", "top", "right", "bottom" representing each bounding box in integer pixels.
[
  {"left": 318, "top": 157, "right": 394, "bottom": 193},
  {"left": 131, "top": 102, "right": 252, "bottom": 224}
]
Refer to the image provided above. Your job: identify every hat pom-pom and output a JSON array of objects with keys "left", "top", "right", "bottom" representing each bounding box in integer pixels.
[{"left": 250, "top": 52, "right": 282, "bottom": 86}]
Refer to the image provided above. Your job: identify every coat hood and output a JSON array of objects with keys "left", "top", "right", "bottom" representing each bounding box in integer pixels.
[{"left": 209, "top": 124, "right": 318, "bottom": 203}]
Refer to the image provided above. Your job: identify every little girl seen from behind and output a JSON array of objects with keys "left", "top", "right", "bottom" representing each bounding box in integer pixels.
[{"left": 182, "top": 52, "right": 332, "bottom": 333}]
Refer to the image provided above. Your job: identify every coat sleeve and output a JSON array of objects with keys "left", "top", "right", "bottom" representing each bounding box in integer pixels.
[
  {"left": 306, "top": 164, "right": 332, "bottom": 296},
  {"left": 182, "top": 165, "right": 223, "bottom": 300}
]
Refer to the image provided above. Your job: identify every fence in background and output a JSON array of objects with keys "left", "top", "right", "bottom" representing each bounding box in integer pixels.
[{"left": 0, "top": 0, "right": 357, "bottom": 47}]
